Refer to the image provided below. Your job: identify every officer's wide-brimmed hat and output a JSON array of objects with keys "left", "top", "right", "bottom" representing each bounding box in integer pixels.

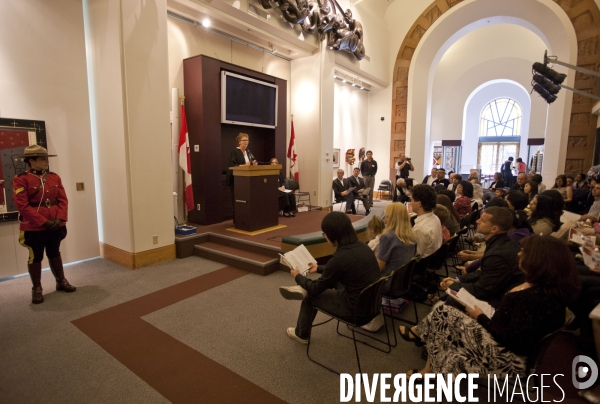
[{"left": 16, "top": 145, "right": 57, "bottom": 158}]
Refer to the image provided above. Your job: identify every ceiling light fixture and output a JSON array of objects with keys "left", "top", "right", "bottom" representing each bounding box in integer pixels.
[{"left": 202, "top": 18, "right": 211, "bottom": 28}]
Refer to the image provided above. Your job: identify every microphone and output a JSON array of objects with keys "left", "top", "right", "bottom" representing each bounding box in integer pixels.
[{"left": 247, "top": 149, "right": 255, "bottom": 162}]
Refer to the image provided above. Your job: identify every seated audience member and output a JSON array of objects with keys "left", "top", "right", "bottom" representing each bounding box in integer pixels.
[
  {"left": 431, "top": 168, "right": 450, "bottom": 188},
  {"left": 540, "top": 189, "right": 572, "bottom": 239},
  {"left": 567, "top": 175, "right": 575, "bottom": 188},
  {"left": 505, "top": 190, "right": 529, "bottom": 212},
  {"left": 553, "top": 174, "right": 573, "bottom": 206},
  {"left": 422, "top": 167, "right": 438, "bottom": 185},
  {"left": 574, "top": 173, "right": 589, "bottom": 189},
  {"left": 472, "top": 183, "right": 484, "bottom": 210},
  {"left": 394, "top": 178, "right": 411, "bottom": 203},
  {"left": 441, "top": 207, "right": 523, "bottom": 307},
  {"left": 271, "top": 158, "right": 296, "bottom": 217},
  {"left": 489, "top": 172, "right": 505, "bottom": 191},
  {"left": 436, "top": 194, "right": 460, "bottom": 235},
  {"left": 528, "top": 195, "right": 560, "bottom": 236},
  {"left": 531, "top": 174, "right": 546, "bottom": 193},
  {"left": 438, "top": 189, "right": 456, "bottom": 203},
  {"left": 362, "top": 204, "right": 416, "bottom": 333},
  {"left": 523, "top": 180, "right": 538, "bottom": 202},
  {"left": 581, "top": 182, "right": 600, "bottom": 221},
  {"left": 378, "top": 203, "right": 417, "bottom": 283},
  {"left": 453, "top": 181, "right": 473, "bottom": 218},
  {"left": 455, "top": 198, "right": 510, "bottom": 274},
  {"left": 279, "top": 212, "right": 380, "bottom": 344},
  {"left": 494, "top": 188, "right": 506, "bottom": 199},
  {"left": 366, "top": 215, "right": 385, "bottom": 255},
  {"left": 410, "top": 184, "right": 443, "bottom": 259},
  {"left": 447, "top": 174, "right": 461, "bottom": 193},
  {"left": 511, "top": 173, "right": 527, "bottom": 192},
  {"left": 483, "top": 172, "right": 505, "bottom": 202},
  {"left": 400, "top": 235, "right": 579, "bottom": 378},
  {"left": 433, "top": 205, "right": 452, "bottom": 241},
  {"left": 332, "top": 168, "right": 355, "bottom": 214},
  {"left": 569, "top": 180, "right": 593, "bottom": 215},
  {"left": 348, "top": 167, "right": 372, "bottom": 215}
]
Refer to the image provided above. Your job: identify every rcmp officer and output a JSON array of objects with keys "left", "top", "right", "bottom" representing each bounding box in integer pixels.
[{"left": 13, "top": 145, "right": 75, "bottom": 304}]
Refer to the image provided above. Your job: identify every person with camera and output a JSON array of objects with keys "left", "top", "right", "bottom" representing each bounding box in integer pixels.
[{"left": 395, "top": 153, "right": 413, "bottom": 180}]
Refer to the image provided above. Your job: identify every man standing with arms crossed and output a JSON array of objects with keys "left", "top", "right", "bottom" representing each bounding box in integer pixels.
[{"left": 360, "top": 150, "right": 377, "bottom": 206}]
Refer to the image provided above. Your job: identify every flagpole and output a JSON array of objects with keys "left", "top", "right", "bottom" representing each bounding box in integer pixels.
[{"left": 179, "top": 95, "right": 189, "bottom": 223}]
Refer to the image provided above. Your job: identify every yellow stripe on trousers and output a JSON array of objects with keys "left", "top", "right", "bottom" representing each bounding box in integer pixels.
[{"left": 19, "top": 231, "right": 35, "bottom": 265}]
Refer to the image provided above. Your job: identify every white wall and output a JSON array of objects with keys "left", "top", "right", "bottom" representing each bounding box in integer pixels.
[
  {"left": 462, "top": 81, "right": 532, "bottom": 171},
  {"left": 430, "top": 23, "right": 547, "bottom": 143},
  {"left": 333, "top": 81, "right": 368, "bottom": 180},
  {"left": 0, "top": 0, "right": 98, "bottom": 278}
]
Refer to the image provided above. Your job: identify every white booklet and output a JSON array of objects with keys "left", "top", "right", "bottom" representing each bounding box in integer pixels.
[
  {"left": 279, "top": 244, "right": 317, "bottom": 276},
  {"left": 446, "top": 288, "right": 495, "bottom": 318}
]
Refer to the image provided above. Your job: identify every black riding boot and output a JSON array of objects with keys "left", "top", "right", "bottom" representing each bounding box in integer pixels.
[
  {"left": 28, "top": 262, "right": 43, "bottom": 304},
  {"left": 49, "top": 256, "right": 76, "bottom": 292}
]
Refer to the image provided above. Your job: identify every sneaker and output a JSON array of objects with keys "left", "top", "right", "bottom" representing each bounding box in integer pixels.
[
  {"left": 360, "top": 313, "right": 385, "bottom": 332},
  {"left": 286, "top": 327, "right": 308, "bottom": 344},
  {"left": 279, "top": 285, "right": 308, "bottom": 300}
]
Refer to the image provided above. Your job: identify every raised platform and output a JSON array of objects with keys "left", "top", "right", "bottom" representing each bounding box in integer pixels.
[{"left": 175, "top": 210, "right": 381, "bottom": 276}]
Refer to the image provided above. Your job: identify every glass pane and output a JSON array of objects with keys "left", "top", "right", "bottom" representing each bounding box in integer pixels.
[
  {"left": 480, "top": 98, "right": 522, "bottom": 137},
  {"left": 478, "top": 142, "right": 520, "bottom": 176}
]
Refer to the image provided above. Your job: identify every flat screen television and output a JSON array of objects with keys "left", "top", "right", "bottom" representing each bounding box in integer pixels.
[{"left": 221, "top": 71, "right": 278, "bottom": 129}]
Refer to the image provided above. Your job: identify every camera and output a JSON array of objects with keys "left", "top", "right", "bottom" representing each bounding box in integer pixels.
[{"left": 406, "top": 158, "right": 411, "bottom": 161}]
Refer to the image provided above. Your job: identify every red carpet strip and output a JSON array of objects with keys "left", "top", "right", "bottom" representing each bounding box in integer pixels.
[{"left": 72, "top": 266, "right": 287, "bottom": 404}]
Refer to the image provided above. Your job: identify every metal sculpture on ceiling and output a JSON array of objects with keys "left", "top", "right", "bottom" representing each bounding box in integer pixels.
[{"left": 258, "top": 0, "right": 365, "bottom": 60}]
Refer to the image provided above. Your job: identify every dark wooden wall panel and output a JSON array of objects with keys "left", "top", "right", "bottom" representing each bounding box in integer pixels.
[{"left": 183, "top": 55, "right": 287, "bottom": 225}]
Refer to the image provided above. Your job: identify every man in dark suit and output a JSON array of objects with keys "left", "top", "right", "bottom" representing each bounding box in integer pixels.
[
  {"left": 348, "top": 167, "right": 371, "bottom": 214},
  {"left": 332, "top": 169, "right": 355, "bottom": 214},
  {"left": 441, "top": 206, "right": 522, "bottom": 308}
]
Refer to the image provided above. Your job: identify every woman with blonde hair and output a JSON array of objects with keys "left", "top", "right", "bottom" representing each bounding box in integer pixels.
[
  {"left": 379, "top": 203, "right": 417, "bottom": 282},
  {"left": 367, "top": 215, "right": 385, "bottom": 255},
  {"left": 362, "top": 204, "right": 416, "bottom": 332}
]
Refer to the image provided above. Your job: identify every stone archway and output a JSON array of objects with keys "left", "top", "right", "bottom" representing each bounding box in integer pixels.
[{"left": 390, "top": 0, "right": 600, "bottom": 177}]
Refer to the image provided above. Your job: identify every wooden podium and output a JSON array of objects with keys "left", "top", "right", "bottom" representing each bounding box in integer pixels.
[{"left": 230, "top": 165, "right": 281, "bottom": 233}]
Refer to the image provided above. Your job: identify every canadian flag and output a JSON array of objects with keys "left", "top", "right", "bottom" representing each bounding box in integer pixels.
[
  {"left": 178, "top": 104, "right": 194, "bottom": 211},
  {"left": 287, "top": 121, "right": 299, "bottom": 181}
]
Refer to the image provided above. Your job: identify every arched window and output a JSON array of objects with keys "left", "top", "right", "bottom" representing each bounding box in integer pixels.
[{"left": 479, "top": 98, "right": 522, "bottom": 137}]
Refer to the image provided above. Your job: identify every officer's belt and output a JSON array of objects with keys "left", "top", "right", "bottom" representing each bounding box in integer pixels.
[{"left": 30, "top": 200, "right": 58, "bottom": 208}]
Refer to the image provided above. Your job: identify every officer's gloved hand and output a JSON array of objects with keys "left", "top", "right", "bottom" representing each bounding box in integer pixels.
[
  {"left": 43, "top": 220, "right": 55, "bottom": 229},
  {"left": 49, "top": 219, "right": 62, "bottom": 231}
]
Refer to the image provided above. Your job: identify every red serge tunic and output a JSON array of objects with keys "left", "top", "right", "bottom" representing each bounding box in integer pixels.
[{"left": 13, "top": 170, "right": 68, "bottom": 232}]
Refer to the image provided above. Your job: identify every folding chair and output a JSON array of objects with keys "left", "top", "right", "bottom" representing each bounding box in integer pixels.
[
  {"left": 377, "top": 180, "right": 393, "bottom": 200},
  {"left": 306, "top": 275, "right": 391, "bottom": 375}
]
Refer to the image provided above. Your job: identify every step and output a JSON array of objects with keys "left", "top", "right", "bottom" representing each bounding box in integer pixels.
[{"left": 194, "top": 242, "right": 280, "bottom": 276}]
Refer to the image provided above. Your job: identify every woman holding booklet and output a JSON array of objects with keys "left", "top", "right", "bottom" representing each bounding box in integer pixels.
[{"left": 399, "top": 235, "right": 579, "bottom": 377}]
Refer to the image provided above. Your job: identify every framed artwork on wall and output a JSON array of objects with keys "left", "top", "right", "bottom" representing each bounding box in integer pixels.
[
  {"left": 333, "top": 148, "right": 340, "bottom": 168},
  {"left": 0, "top": 118, "right": 47, "bottom": 222}
]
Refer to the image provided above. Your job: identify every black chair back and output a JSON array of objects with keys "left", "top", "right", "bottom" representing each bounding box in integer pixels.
[
  {"left": 387, "top": 256, "right": 420, "bottom": 297},
  {"left": 459, "top": 212, "right": 471, "bottom": 229},
  {"left": 354, "top": 275, "right": 390, "bottom": 324},
  {"left": 285, "top": 178, "right": 299, "bottom": 191}
]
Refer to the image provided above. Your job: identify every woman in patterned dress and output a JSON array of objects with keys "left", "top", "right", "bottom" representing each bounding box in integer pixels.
[{"left": 399, "top": 235, "right": 579, "bottom": 377}]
